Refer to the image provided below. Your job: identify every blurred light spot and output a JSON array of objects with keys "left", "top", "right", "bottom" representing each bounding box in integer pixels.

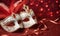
[
  {"left": 34, "top": 29, "right": 39, "bottom": 35},
  {"left": 50, "top": 12, "right": 53, "bottom": 15},
  {"left": 50, "top": 14, "right": 53, "bottom": 17},
  {"left": 40, "top": 8, "right": 44, "bottom": 11},
  {"left": 56, "top": 11, "right": 59, "bottom": 14},
  {"left": 42, "top": 18, "right": 47, "bottom": 21},
  {"left": 47, "top": 12, "right": 53, "bottom": 17},
  {"left": 59, "top": 5, "right": 60, "bottom": 7},
  {"left": 34, "top": 28, "right": 39, "bottom": 32},
  {"left": 41, "top": 0, "right": 43, "bottom": 3},
  {"left": 30, "top": 2, "right": 34, "bottom": 5},
  {"left": 45, "top": 4, "right": 48, "bottom": 7},
  {"left": 20, "top": 0, "right": 23, "bottom": 2},
  {"left": 1, "top": 34, "right": 8, "bottom": 36},
  {"left": 34, "top": 32, "right": 39, "bottom": 35},
  {"left": 56, "top": 1, "right": 58, "bottom": 3},
  {"left": 49, "top": 12, "right": 53, "bottom": 17},
  {"left": 36, "top": 4, "right": 39, "bottom": 7},
  {"left": 48, "top": 8, "right": 50, "bottom": 11}
]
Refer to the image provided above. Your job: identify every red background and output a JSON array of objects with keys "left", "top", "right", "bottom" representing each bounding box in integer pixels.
[{"left": 0, "top": 0, "right": 60, "bottom": 36}]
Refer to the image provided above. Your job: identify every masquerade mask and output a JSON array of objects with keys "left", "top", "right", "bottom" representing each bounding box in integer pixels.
[{"left": 0, "top": 5, "right": 37, "bottom": 32}]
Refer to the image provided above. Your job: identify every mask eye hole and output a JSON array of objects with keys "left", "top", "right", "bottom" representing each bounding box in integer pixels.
[
  {"left": 32, "top": 16, "right": 36, "bottom": 19},
  {"left": 13, "top": 14, "right": 16, "bottom": 18},
  {"left": 18, "top": 20, "right": 22, "bottom": 24},
  {"left": 23, "top": 18, "right": 29, "bottom": 22},
  {"left": 6, "top": 21, "right": 15, "bottom": 27}
]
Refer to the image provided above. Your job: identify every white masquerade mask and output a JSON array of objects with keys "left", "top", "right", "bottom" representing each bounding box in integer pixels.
[
  {"left": 0, "top": 14, "right": 23, "bottom": 32},
  {"left": 0, "top": 5, "right": 37, "bottom": 32},
  {"left": 20, "top": 11, "right": 37, "bottom": 28}
]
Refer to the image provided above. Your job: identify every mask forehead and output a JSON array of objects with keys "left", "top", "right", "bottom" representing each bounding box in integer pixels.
[{"left": 20, "top": 12, "right": 30, "bottom": 20}]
